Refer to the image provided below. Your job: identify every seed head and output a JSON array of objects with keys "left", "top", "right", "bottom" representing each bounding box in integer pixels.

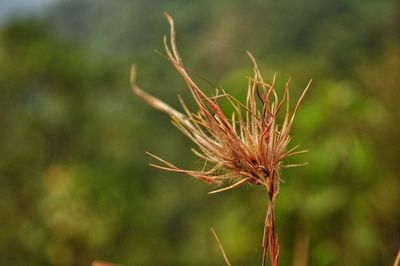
[{"left": 131, "top": 12, "right": 311, "bottom": 197}]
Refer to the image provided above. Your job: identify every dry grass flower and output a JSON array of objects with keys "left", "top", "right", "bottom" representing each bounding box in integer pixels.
[{"left": 131, "top": 12, "right": 311, "bottom": 266}]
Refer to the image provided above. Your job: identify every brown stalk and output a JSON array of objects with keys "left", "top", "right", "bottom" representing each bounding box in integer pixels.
[
  {"left": 131, "top": 12, "right": 310, "bottom": 266},
  {"left": 394, "top": 248, "right": 400, "bottom": 266},
  {"left": 292, "top": 227, "right": 310, "bottom": 266},
  {"left": 211, "top": 228, "right": 232, "bottom": 266}
]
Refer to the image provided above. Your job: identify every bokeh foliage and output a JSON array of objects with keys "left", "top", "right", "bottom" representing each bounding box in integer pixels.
[{"left": 0, "top": 0, "right": 399, "bottom": 265}]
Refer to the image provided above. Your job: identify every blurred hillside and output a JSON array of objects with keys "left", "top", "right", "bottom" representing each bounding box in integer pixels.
[{"left": 0, "top": 0, "right": 399, "bottom": 265}]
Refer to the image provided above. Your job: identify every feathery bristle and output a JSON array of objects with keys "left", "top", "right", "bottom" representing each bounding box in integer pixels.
[{"left": 132, "top": 13, "right": 311, "bottom": 266}]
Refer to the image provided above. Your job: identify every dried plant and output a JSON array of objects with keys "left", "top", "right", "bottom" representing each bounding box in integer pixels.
[
  {"left": 131, "top": 12, "right": 311, "bottom": 266},
  {"left": 394, "top": 249, "right": 400, "bottom": 266}
]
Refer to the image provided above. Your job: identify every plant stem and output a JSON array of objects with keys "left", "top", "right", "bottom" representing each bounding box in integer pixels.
[
  {"left": 211, "top": 228, "right": 232, "bottom": 266},
  {"left": 262, "top": 194, "right": 279, "bottom": 266}
]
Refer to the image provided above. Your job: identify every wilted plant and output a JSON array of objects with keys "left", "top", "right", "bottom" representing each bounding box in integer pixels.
[{"left": 131, "top": 12, "right": 311, "bottom": 266}]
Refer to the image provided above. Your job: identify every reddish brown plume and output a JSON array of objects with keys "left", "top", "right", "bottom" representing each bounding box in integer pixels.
[{"left": 131, "top": 12, "right": 311, "bottom": 266}]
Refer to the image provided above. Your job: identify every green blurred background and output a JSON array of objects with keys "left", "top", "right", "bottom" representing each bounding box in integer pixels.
[{"left": 0, "top": 0, "right": 399, "bottom": 265}]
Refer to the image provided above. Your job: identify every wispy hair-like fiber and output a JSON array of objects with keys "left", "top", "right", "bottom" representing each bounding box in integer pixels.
[{"left": 131, "top": 12, "right": 311, "bottom": 266}]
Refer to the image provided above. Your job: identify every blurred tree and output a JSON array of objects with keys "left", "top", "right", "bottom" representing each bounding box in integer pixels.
[{"left": 0, "top": 0, "right": 399, "bottom": 265}]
